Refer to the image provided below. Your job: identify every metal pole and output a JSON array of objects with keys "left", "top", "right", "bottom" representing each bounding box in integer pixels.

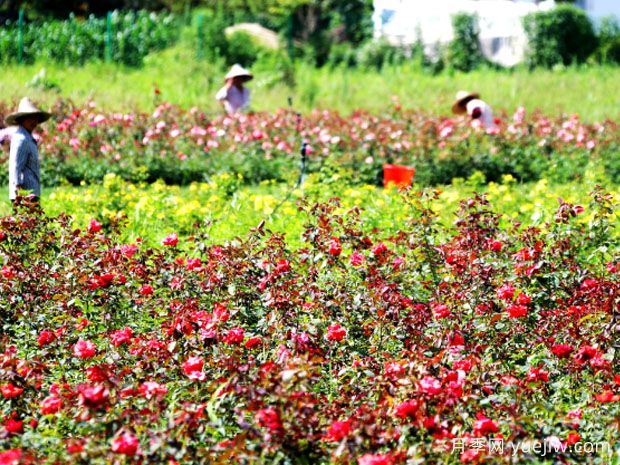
[
  {"left": 196, "top": 14, "right": 204, "bottom": 59},
  {"left": 17, "top": 9, "right": 24, "bottom": 64},
  {"left": 105, "top": 11, "right": 113, "bottom": 62}
]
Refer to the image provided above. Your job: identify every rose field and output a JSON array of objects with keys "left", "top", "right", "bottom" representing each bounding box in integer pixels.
[{"left": 1, "top": 100, "right": 619, "bottom": 464}]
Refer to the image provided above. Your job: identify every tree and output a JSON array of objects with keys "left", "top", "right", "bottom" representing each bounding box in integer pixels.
[
  {"left": 199, "top": 0, "right": 372, "bottom": 64},
  {"left": 447, "top": 13, "right": 485, "bottom": 72}
]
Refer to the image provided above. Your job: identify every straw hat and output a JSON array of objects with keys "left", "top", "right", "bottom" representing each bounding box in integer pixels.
[
  {"left": 451, "top": 91, "right": 480, "bottom": 115},
  {"left": 5, "top": 97, "right": 51, "bottom": 126},
  {"left": 224, "top": 64, "right": 253, "bottom": 82}
]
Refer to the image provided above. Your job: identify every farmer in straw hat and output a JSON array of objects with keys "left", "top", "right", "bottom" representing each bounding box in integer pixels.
[
  {"left": 452, "top": 91, "right": 497, "bottom": 131},
  {"left": 215, "top": 64, "right": 253, "bottom": 115},
  {"left": 5, "top": 97, "right": 51, "bottom": 205}
]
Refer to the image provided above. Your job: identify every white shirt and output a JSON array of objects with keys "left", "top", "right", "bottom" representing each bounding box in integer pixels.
[
  {"left": 215, "top": 85, "right": 250, "bottom": 114},
  {"left": 466, "top": 99, "right": 496, "bottom": 130}
]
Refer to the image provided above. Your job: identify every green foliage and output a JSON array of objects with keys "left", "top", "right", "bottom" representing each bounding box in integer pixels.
[
  {"left": 0, "top": 10, "right": 179, "bottom": 66},
  {"left": 223, "top": 31, "right": 263, "bottom": 67},
  {"left": 328, "top": 0, "right": 373, "bottom": 44},
  {"left": 251, "top": 50, "right": 296, "bottom": 87},
  {"left": 326, "top": 42, "right": 358, "bottom": 68},
  {"left": 523, "top": 5, "right": 598, "bottom": 68},
  {"left": 355, "top": 38, "right": 406, "bottom": 70},
  {"left": 602, "top": 143, "right": 620, "bottom": 184},
  {"left": 593, "top": 16, "right": 620, "bottom": 64},
  {"left": 447, "top": 13, "right": 485, "bottom": 72},
  {"left": 198, "top": 7, "right": 230, "bottom": 61}
]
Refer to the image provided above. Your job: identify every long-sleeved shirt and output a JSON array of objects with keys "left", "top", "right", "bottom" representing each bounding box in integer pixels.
[
  {"left": 215, "top": 85, "right": 250, "bottom": 114},
  {"left": 465, "top": 99, "right": 497, "bottom": 130},
  {"left": 9, "top": 126, "right": 41, "bottom": 200}
]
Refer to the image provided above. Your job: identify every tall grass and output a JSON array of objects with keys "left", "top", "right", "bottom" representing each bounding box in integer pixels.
[{"left": 1, "top": 41, "right": 618, "bottom": 121}]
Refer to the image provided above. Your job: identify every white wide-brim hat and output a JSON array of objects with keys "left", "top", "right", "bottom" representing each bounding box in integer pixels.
[
  {"left": 224, "top": 64, "right": 253, "bottom": 82},
  {"left": 5, "top": 97, "right": 51, "bottom": 126},
  {"left": 451, "top": 90, "right": 480, "bottom": 115}
]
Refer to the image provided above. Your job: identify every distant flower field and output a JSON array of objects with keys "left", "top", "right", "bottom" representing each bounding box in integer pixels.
[{"left": 1, "top": 99, "right": 618, "bottom": 190}]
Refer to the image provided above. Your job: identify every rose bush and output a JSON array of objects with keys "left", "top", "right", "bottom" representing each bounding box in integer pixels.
[
  {"left": 0, "top": 187, "right": 618, "bottom": 463},
  {"left": 1, "top": 100, "right": 618, "bottom": 188}
]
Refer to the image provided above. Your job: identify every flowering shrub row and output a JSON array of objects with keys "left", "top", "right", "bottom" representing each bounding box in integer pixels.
[
  {"left": 1, "top": 100, "right": 618, "bottom": 188},
  {"left": 0, "top": 188, "right": 618, "bottom": 463}
]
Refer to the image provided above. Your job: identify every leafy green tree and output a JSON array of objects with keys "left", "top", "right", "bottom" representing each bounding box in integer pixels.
[
  {"left": 447, "top": 13, "right": 485, "bottom": 72},
  {"left": 595, "top": 15, "right": 620, "bottom": 64},
  {"left": 199, "top": 0, "right": 372, "bottom": 64},
  {"left": 523, "top": 5, "right": 597, "bottom": 67}
]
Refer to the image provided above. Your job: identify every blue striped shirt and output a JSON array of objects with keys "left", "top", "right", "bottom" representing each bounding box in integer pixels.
[{"left": 9, "top": 126, "right": 41, "bottom": 199}]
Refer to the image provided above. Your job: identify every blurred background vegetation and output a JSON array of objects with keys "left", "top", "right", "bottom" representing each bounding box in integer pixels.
[
  {"left": 0, "top": 0, "right": 618, "bottom": 120},
  {"left": 3, "top": 0, "right": 617, "bottom": 68}
]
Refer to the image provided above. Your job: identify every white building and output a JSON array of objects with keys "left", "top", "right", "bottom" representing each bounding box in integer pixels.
[{"left": 373, "top": 0, "right": 618, "bottom": 67}]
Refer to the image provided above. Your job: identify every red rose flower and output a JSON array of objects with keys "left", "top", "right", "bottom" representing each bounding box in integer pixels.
[
  {"left": 139, "top": 284, "right": 153, "bottom": 296},
  {"left": 86, "top": 365, "right": 110, "bottom": 382},
  {"left": 473, "top": 413, "right": 499, "bottom": 436},
  {"left": 574, "top": 345, "right": 598, "bottom": 364},
  {"left": 5, "top": 419, "right": 23, "bottom": 435},
  {"left": 255, "top": 408, "right": 283, "bottom": 433},
  {"left": 551, "top": 344, "right": 573, "bottom": 358},
  {"left": 565, "top": 432, "right": 581, "bottom": 446},
  {"left": 66, "top": 441, "right": 84, "bottom": 454},
  {"left": 0, "top": 449, "right": 21, "bottom": 464},
  {"left": 223, "top": 327, "right": 245, "bottom": 345},
  {"left": 40, "top": 396, "right": 63, "bottom": 415},
  {"left": 394, "top": 400, "right": 419, "bottom": 419},
  {"left": 275, "top": 259, "right": 290, "bottom": 274},
  {"left": 0, "top": 384, "right": 24, "bottom": 399},
  {"left": 371, "top": 242, "right": 388, "bottom": 255},
  {"left": 507, "top": 304, "right": 528, "bottom": 318},
  {"left": 186, "top": 258, "right": 202, "bottom": 270},
  {"left": 78, "top": 384, "right": 109, "bottom": 409},
  {"left": 37, "top": 330, "right": 56, "bottom": 347},
  {"left": 138, "top": 381, "right": 168, "bottom": 400},
  {"left": 326, "top": 323, "right": 346, "bottom": 342},
  {"left": 488, "top": 239, "right": 503, "bottom": 252},
  {"left": 111, "top": 432, "right": 139, "bottom": 456},
  {"left": 496, "top": 283, "right": 515, "bottom": 300},
  {"left": 516, "top": 293, "right": 531, "bottom": 305},
  {"left": 323, "top": 419, "right": 352, "bottom": 442},
  {"left": 245, "top": 336, "right": 262, "bottom": 349},
  {"left": 350, "top": 251, "right": 364, "bottom": 266},
  {"left": 88, "top": 219, "right": 102, "bottom": 233},
  {"left": 110, "top": 327, "right": 133, "bottom": 347},
  {"left": 419, "top": 376, "right": 442, "bottom": 395},
  {"left": 595, "top": 391, "right": 620, "bottom": 403},
  {"left": 328, "top": 237, "right": 342, "bottom": 256},
  {"left": 73, "top": 339, "right": 97, "bottom": 359},
  {"left": 358, "top": 453, "right": 395, "bottom": 465},
  {"left": 182, "top": 356, "right": 205, "bottom": 381},
  {"left": 1, "top": 266, "right": 15, "bottom": 279},
  {"left": 162, "top": 233, "right": 179, "bottom": 247},
  {"left": 431, "top": 303, "right": 450, "bottom": 319}
]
